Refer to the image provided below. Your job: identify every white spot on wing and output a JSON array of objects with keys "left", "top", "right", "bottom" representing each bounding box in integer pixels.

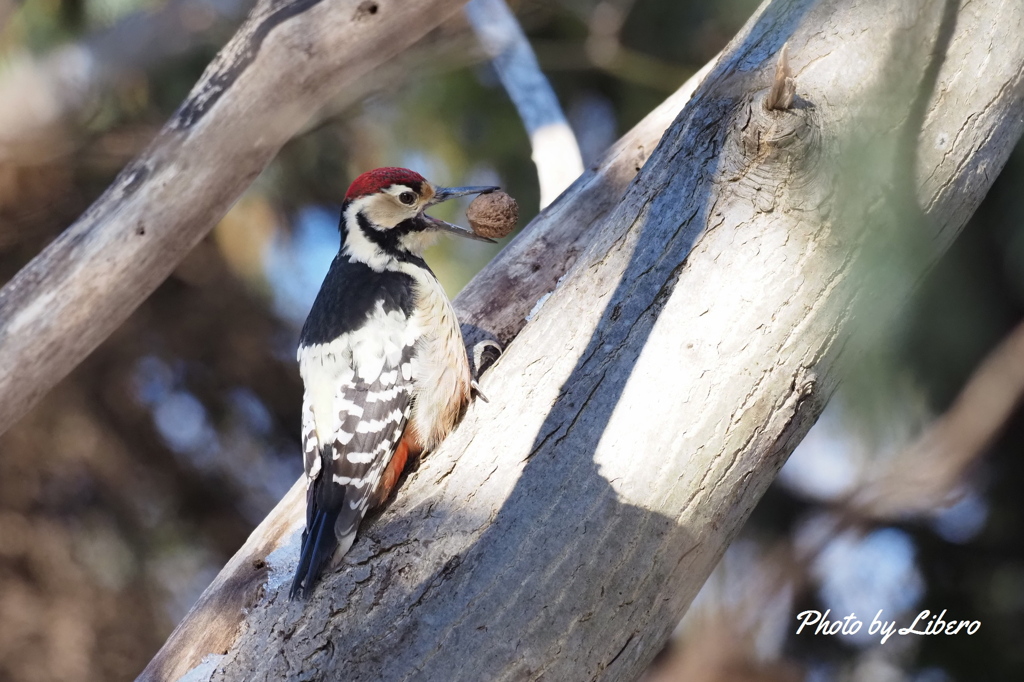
[
  {"left": 366, "top": 386, "right": 406, "bottom": 403},
  {"left": 355, "top": 410, "right": 405, "bottom": 434},
  {"left": 347, "top": 452, "right": 374, "bottom": 464},
  {"left": 338, "top": 399, "right": 364, "bottom": 418}
]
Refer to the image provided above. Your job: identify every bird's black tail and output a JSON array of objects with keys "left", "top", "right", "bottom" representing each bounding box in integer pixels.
[
  {"left": 290, "top": 453, "right": 364, "bottom": 599},
  {"left": 289, "top": 495, "right": 342, "bottom": 600}
]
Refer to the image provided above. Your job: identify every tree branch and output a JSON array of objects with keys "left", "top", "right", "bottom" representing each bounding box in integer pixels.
[
  {"left": 847, "top": 315, "right": 1024, "bottom": 519},
  {"left": 465, "top": 0, "right": 583, "bottom": 208},
  {"left": 0, "top": 0, "right": 471, "bottom": 439},
  {"left": 140, "top": 0, "right": 1024, "bottom": 680}
]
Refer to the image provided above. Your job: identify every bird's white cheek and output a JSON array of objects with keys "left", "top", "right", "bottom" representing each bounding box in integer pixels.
[{"left": 363, "top": 200, "right": 410, "bottom": 228}]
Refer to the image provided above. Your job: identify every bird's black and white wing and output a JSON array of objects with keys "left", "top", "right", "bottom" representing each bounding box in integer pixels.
[{"left": 290, "top": 261, "right": 419, "bottom": 599}]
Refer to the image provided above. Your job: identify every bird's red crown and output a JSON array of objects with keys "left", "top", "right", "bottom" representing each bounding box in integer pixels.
[{"left": 345, "top": 167, "right": 426, "bottom": 200}]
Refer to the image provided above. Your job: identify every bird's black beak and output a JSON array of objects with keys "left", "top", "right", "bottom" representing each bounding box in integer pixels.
[
  {"left": 424, "top": 215, "right": 496, "bottom": 243},
  {"left": 429, "top": 185, "right": 498, "bottom": 205},
  {"left": 424, "top": 184, "right": 500, "bottom": 243}
]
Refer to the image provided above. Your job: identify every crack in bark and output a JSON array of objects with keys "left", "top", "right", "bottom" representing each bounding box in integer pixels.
[
  {"left": 551, "top": 369, "right": 608, "bottom": 451},
  {"left": 174, "top": 0, "right": 330, "bottom": 129}
]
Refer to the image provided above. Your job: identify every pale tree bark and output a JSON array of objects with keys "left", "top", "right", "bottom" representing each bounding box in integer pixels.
[{"left": 128, "top": 0, "right": 1024, "bottom": 681}]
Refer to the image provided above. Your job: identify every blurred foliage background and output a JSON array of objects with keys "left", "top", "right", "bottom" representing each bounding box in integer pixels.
[{"left": 1, "top": 0, "right": 1022, "bottom": 680}]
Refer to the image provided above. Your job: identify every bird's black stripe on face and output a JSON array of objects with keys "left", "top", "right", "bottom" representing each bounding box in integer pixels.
[
  {"left": 299, "top": 256, "right": 417, "bottom": 345},
  {"left": 355, "top": 212, "right": 432, "bottom": 269}
]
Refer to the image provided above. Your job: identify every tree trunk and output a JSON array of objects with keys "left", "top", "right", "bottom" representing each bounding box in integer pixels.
[{"left": 135, "top": 0, "right": 1024, "bottom": 680}]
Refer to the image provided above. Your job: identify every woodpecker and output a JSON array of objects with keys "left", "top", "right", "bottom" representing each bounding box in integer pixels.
[{"left": 290, "top": 167, "right": 497, "bottom": 599}]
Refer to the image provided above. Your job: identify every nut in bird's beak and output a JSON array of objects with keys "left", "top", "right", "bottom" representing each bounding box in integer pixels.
[{"left": 424, "top": 185, "right": 500, "bottom": 242}]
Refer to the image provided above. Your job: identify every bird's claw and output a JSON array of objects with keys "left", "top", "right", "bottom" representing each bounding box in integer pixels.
[{"left": 471, "top": 340, "right": 503, "bottom": 401}]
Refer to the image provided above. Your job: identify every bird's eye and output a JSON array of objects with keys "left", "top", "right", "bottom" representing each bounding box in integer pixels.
[{"left": 399, "top": 191, "right": 416, "bottom": 205}]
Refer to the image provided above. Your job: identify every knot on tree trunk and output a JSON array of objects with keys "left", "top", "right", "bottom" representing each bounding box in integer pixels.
[
  {"left": 722, "top": 51, "right": 821, "bottom": 210},
  {"left": 739, "top": 95, "right": 819, "bottom": 173}
]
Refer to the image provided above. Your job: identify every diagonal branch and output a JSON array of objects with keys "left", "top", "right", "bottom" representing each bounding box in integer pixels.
[
  {"left": 465, "top": 0, "right": 584, "bottom": 208},
  {"left": 848, "top": 315, "right": 1024, "bottom": 520}
]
